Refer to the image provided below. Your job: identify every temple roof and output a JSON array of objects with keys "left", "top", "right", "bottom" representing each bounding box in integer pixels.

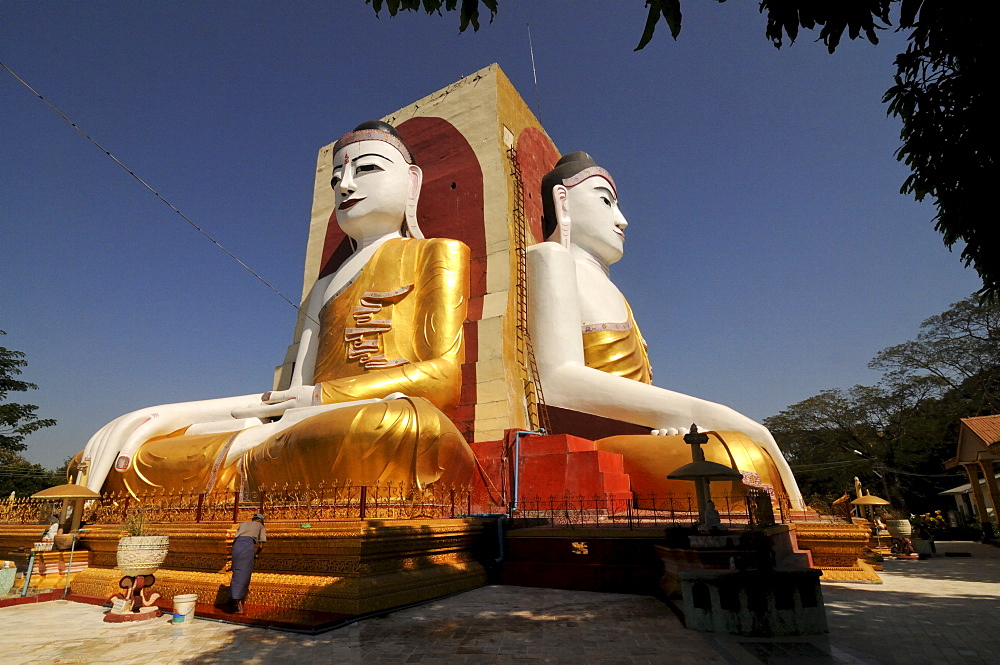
[
  {"left": 961, "top": 415, "right": 1000, "bottom": 447},
  {"left": 947, "top": 415, "right": 1000, "bottom": 467}
]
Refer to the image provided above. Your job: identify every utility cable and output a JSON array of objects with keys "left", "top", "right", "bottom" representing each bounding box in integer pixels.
[
  {"left": 789, "top": 457, "right": 963, "bottom": 479},
  {"left": 1, "top": 60, "right": 302, "bottom": 313},
  {"left": 790, "top": 460, "right": 868, "bottom": 471}
]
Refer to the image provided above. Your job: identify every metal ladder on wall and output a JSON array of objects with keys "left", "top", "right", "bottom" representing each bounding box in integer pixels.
[{"left": 507, "top": 145, "right": 550, "bottom": 434}]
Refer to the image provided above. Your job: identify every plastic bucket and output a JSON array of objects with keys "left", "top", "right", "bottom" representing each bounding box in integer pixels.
[{"left": 172, "top": 593, "right": 199, "bottom": 624}]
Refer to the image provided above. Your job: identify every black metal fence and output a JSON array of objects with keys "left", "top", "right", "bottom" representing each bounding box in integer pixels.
[
  {"left": 1, "top": 484, "right": 849, "bottom": 529},
  {"left": 491, "top": 488, "right": 781, "bottom": 530}
]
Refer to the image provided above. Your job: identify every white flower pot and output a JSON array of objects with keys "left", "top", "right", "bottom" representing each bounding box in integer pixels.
[
  {"left": 0, "top": 562, "right": 16, "bottom": 596},
  {"left": 886, "top": 520, "right": 912, "bottom": 539},
  {"left": 116, "top": 536, "right": 169, "bottom": 576}
]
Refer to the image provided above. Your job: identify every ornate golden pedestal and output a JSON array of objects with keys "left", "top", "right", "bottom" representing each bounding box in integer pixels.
[
  {"left": 789, "top": 522, "right": 882, "bottom": 583},
  {"left": 68, "top": 519, "right": 489, "bottom": 615},
  {"left": 0, "top": 526, "right": 91, "bottom": 591}
]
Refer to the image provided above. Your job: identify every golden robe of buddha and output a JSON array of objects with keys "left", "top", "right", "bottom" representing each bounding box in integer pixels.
[
  {"left": 580, "top": 300, "right": 652, "bottom": 384},
  {"left": 242, "top": 237, "right": 474, "bottom": 491}
]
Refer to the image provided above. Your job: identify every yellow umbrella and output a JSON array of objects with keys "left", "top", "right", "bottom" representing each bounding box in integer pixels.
[
  {"left": 850, "top": 494, "right": 891, "bottom": 525},
  {"left": 850, "top": 495, "right": 890, "bottom": 506},
  {"left": 31, "top": 484, "right": 101, "bottom": 500},
  {"left": 31, "top": 484, "right": 101, "bottom": 532}
]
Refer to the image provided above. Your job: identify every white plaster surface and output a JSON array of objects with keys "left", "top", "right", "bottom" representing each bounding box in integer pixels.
[{"left": 527, "top": 173, "right": 803, "bottom": 506}]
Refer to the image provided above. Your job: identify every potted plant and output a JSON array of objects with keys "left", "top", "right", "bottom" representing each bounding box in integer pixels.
[
  {"left": 116, "top": 509, "right": 169, "bottom": 576},
  {"left": 883, "top": 510, "right": 912, "bottom": 539}
]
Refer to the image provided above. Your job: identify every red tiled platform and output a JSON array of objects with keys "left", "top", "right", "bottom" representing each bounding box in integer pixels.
[
  {"left": 472, "top": 433, "right": 632, "bottom": 501},
  {"left": 103, "top": 606, "right": 163, "bottom": 622},
  {"left": 0, "top": 589, "right": 63, "bottom": 608}
]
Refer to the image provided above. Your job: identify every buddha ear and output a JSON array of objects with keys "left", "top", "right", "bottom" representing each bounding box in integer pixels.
[
  {"left": 404, "top": 164, "right": 425, "bottom": 239},
  {"left": 552, "top": 184, "right": 571, "bottom": 248}
]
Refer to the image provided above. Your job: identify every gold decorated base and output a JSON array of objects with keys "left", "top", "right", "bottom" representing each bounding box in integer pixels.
[
  {"left": 66, "top": 519, "right": 489, "bottom": 615},
  {"left": 72, "top": 562, "right": 485, "bottom": 616},
  {"left": 0, "top": 529, "right": 91, "bottom": 591},
  {"left": 790, "top": 522, "right": 882, "bottom": 584}
]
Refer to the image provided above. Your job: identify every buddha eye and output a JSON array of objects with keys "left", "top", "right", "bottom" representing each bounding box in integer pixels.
[
  {"left": 331, "top": 174, "right": 342, "bottom": 188},
  {"left": 601, "top": 196, "right": 612, "bottom": 207},
  {"left": 356, "top": 163, "right": 383, "bottom": 175}
]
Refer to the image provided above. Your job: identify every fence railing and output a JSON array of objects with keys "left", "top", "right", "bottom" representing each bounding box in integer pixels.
[
  {"left": 489, "top": 488, "right": 781, "bottom": 530},
  {"left": 0, "top": 483, "right": 474, "bottom": 526},
  {"left": 0, "top": 498, "right": 61, "bottom": 526},
  {"left": 1, "top": 484, "right": 845, "bottom": 529}
]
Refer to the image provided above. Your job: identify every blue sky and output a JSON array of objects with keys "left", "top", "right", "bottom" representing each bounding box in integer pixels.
[{"left": 2, "top": 2, "right": 980, "bottom": 469}]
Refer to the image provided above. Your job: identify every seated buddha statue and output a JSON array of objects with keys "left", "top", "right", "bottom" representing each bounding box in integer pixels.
[
  {"left": 78, "top": 121, "right": 476, "bottom": 496},
  {"left": 526, "top": 152, "right": 803, "bottom": 507}
]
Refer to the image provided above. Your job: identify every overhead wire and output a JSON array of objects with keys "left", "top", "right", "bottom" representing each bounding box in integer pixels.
[
  {"left": 0, "top": 467, "right": 64, "bottom": 479},
  {"left": 789, "top": 457, "right": 963, "bottom": 480},
  {"left": 1, "top": 60, "right": 304, "bottom": 315},
  {"left": 790, "top": 459, "right": 867, "bottom": 471}
]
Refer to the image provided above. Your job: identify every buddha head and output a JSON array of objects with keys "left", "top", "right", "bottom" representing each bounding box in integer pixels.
[
  {"left": 331, "top": 120, "right": 424, "bottom": 242},
  {"left": 541, "top": 151, "right": 628, "bottom": 265}
]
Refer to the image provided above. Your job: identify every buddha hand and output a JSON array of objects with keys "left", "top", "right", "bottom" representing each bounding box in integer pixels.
[{"left": 261, "top": 384, "right": 320, "bottom": 408}]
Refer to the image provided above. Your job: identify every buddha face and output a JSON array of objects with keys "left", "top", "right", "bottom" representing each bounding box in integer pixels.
[
  {"left": 563, "top": 176, "right": 628, "bottom": 265},
  {"left": 331, "top": 139, "right": 419, "bottom": 241}
]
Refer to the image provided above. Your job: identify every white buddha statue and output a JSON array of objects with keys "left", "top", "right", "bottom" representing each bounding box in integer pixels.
[
  {"left": 526, "top": 152, "right": 803, "bottom": 507},
  {"left": 78, "top": 121, "right": 476, "bottom": 495}
]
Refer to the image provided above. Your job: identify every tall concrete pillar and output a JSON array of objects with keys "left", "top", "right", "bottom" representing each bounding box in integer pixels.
[
  {"left": 977, "top": 459, "right": 999, "bottom": 522},
  {"left": 964, "top": 463, "right": 991, "bottom": 522}
]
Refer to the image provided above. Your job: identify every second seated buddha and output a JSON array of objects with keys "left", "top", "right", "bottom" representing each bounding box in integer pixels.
[{"left": 526, "top": 152, "right": 804, "bottom": 507}]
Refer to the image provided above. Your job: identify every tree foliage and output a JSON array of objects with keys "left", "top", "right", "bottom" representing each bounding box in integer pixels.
[
  {"left": 0, "top": 450, "right": 66, "bottom": 498},
  {"left": 765, "top": 296, "right": 998, "bottom": 513},
  {"left": 1, "top": 331, "right": 56, "bottom": 454},
  {"left": 365, "top": 0, "right": 497, "bottom": 33},
  {"left": 0, "top": 331, "right": 59, "bottom": 497},
  {"left": 871, "top": 296, "right": 1000, "bottom": 412},
  {"left": 366, "top": 0, "right": 996, "bottom": 297},
  {"left": 883, "top": 1, "right": 996, "bottom": 298},
  {"left": 758, "top": 1, "right": 892, "bottom": 53}
]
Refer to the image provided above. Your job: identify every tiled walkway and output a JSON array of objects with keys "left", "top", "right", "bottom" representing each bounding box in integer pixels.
[
  {"left": 814, "top": 541, "right": 1000, "bottom": 665},
  {"left": 2, "top": 541, "right": 998, "bottom": 664}
]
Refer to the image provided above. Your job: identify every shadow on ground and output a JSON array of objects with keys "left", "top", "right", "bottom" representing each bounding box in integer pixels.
[{"left": 178, "top": 586, "right": 715, "bottom": 665}]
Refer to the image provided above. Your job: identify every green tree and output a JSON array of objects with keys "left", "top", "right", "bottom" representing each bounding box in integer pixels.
[
  {"left": 1, "top": 331, "right": 59, "bottom": 496},
  {"left": 366, "top": 0, "right": 996, "bottom": 297},
  {"left": 871, "top": 295, "right": 1000, "bottom": 412},
  {"left": 0, "top": 450, "right": 65, "bottom": 498},
  {"left": 765, "top": 378, "right": 960, "bottom": 513},
  {"left": 765, "top": 296, "right": 999, "bottom": 513},
  {"left": 1, "top": 331, "right": 56, "bottom": 454}
]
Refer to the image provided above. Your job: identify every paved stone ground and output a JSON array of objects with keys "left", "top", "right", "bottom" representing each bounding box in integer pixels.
[
  {"left": 2, "top": 541, "right": 998, "bottom": 664},
  {"left": 812, "top": 540, "right": 1000, "bottom": 665}
]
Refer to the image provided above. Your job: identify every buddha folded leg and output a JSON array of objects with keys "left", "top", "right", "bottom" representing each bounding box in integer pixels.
[
  {"left": 594, "top": 431, "right": 787, "bottom": 509},
  {"left": 101, "top": 428, "right": 244, "bottom": 496},
  {"left": 242, "top": 395, "right": 475, "bottom": 490},
  {"left": 101, "top": 397, "right": 475, "bottom": 495}
]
